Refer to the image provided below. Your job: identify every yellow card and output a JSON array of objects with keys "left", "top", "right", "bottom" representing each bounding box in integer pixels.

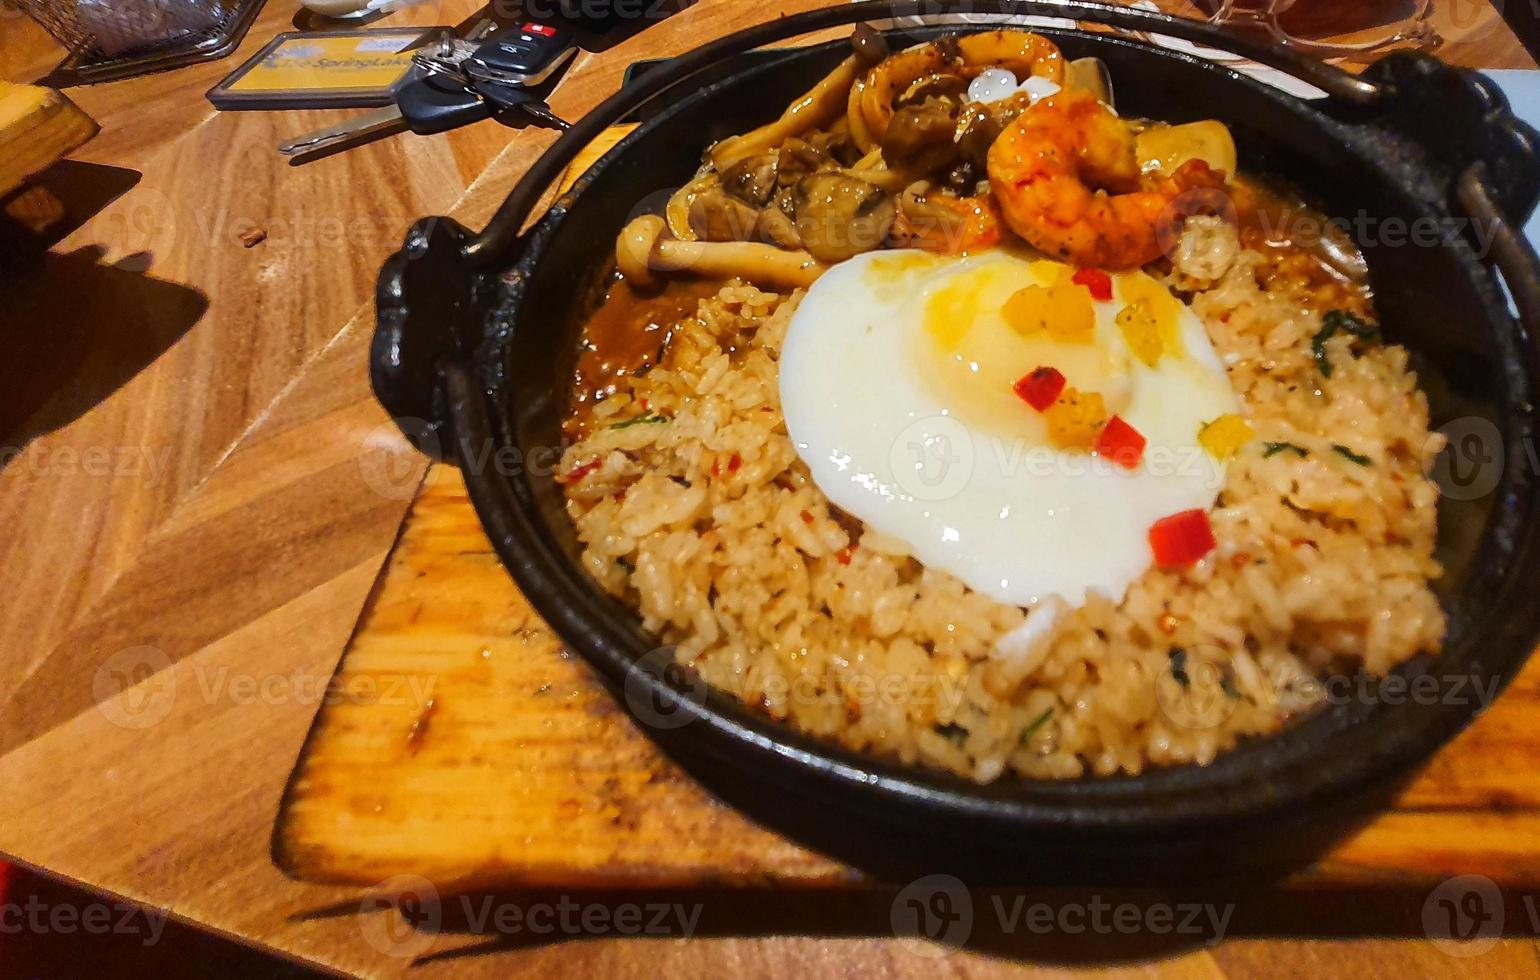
[
  {"left": 230, "top": 35, "right": 416, "bottom": 91},
  {"left": 210, "top": 29, "right": 443, "bottom": 109}
]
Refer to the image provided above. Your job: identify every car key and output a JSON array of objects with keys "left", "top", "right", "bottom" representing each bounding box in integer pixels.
[
  {"left": 278, "top": 20, "right": 575, "bottom": 159},
  {"left": 463, "top": 21, "right": 578, "bottom": 88},
  {"left": 278, "top": 18, "right": 497, "bottom": 159},
  {"left": 471, "top": 80, "right": 571, "bottom": 131}
]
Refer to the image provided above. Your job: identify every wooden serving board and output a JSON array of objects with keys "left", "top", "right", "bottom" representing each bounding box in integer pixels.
[
  {"left": 0, "top": 80, "right": 97, "bottom": 199},
  {"left": 274, "top": 128, "right": 1540, "bottom": 892}
]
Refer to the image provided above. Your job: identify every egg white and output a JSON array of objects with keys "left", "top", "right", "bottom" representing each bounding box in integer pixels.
[{"left": 778, "top": 248, "right": 1240, "bottom": 609}]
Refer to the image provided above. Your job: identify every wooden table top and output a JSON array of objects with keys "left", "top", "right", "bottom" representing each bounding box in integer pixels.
[{"left": 4, "top": 1, "right": 1540, "bottom": 976}]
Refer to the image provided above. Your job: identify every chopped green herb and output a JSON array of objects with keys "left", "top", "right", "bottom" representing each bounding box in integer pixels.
[
  {"left": 1169, "top": 648, "right": 1190, "bottom": 688},
  {"left": 936, "top": 722, "right": 969, "bottom": 745},
  {"left": 1263, "top": 441, "right": 1310, "bottom": 459},
  {"left": 1019, "top": 708, "right": 1054, "bottom": 745},
  {"left": 609, "top": 412, "right": 669, "bottom": 430},
  {"left": 1312, "top": 310, "right": 1379, "bottom": 378},
  {"left": 1221, "top": 672, "right": 1240, "bottom": 700},
  {"left": 1331, "top": 444, "right": 1372, "bottom": 466}
]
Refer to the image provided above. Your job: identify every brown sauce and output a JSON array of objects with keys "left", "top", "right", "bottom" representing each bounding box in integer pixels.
[
  {"left": 566, "top": 276, "right": 725, "bottom": 438},
  {"left": 1230, "top": 175, "right": 1374, "bottom": 317}
]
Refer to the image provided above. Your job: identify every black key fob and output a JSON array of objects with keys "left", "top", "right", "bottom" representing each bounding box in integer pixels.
[
  {"left": 470, "top": 21, "right": 578, "bottom": 87},
  {"left": 397, "top": 75, "right": 492, "bottom": 136}
]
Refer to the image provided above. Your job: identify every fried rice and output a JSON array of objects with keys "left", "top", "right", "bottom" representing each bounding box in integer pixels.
[{"left": 558, "top": 220, "right": 1447, "bottom": 782}]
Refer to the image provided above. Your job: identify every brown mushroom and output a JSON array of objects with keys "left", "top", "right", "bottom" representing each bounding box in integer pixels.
[
  {"left": 895, "top": 72, "right": 968, "bottom": 110},
  {"left": 777, "top": 137, "right": 838, "bottom": 184},
  {"left": 617, "top": 215, "right": 825, "bottom": 291},
  {"left": 882, "top": 100, "right": 961, "bottom": 175},
  {"left": 710, "top": 55, "right": 860, "bottom": 171},
  {"left": 757, "top": 207, "right": 802, "bottom": 250},
  {"left": 955, "top": 93, "right": 1032, "bottom": 169},
  {"left": 850, "top": 22, "right": 889, "bottom": 66},
  {"left": 688, "top": 188, "right": 763, "bottom": 242},
  {"left": 721, "top": 154, "right": 779, "bottom": 207},
  {"left": 792, "top": 172, "right": 897, "bottom": 264}
]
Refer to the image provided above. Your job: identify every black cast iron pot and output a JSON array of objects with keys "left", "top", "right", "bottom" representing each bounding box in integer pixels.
[{"left": 370, "top": 0, "right": 1540, "bottom": 882}]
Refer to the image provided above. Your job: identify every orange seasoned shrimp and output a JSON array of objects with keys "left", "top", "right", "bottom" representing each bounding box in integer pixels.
[
  {"left": 890, "top": 190, "right": 1005, "bottom": 254},
  {"left": 987, "top": 89, "right": 1221, "bottom": 269}
]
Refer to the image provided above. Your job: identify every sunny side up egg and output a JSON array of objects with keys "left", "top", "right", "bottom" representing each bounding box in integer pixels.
[{"left": 779, "top": 248, "right": 1241, "bottom": 611}]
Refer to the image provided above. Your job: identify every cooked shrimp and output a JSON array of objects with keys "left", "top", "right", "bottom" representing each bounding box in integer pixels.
[
  {"left": 891, "top": 186, "right": 1005, "bottom": 254},
  {"left": 987, "top": 89, "right": 1222, "bottom": 269}
]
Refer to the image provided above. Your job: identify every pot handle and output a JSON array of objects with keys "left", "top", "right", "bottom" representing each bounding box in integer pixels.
[
  {"left": 1460, "top": 163, "right": 1540, "bottom": 338},
  {"left": 372, "top": 215, "right": 483, "bottom": 459},
  {"left": 1363, "top": 52, "right": 1540, "bottom": 369},
  {"left": 1361, "top": 52, "right": 1540, "bottom": 231}
]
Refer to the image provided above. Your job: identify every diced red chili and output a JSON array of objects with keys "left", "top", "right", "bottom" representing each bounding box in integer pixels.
[
  {"left": 1072, "top": 268, "right": 1114, "bottom": 302},
  {"left": 560, "top": 459, "right": 601, "bottom": 484},
  {"left": 712, "top": 453, "right": 744, "bottom": 477},
  {"left": 800, "top": 510, "right": 814, "bottom": 524},
  {"left": 1149, "top": 510, "right": 1217, "bottom": 569},
  {"left": 835, "top": 547, "right": 853, "bottom": 565},
  {"left": 1094, "top": 415, "right": 1146, "bottom": 469},
  {"left": 1013, "top": 367, "right": 1067, "bottom": 412}
]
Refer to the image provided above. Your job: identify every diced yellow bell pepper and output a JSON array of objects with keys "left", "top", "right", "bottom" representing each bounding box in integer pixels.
[
  {"left": 1117, "top": 271, "right": 1185, "bottom": 357},
  {"left": 1198, "top": 414, "right": 1254, "bottom": 460},
  {"left": 1116, "top": 300, "right": 1163, "bottom": 367},
  {"left": 1003, "top": 283, "right": 1096, "bottom": 343},
  {"left": 1044, "top": 388, "right": 1108, "bottom": 450}
]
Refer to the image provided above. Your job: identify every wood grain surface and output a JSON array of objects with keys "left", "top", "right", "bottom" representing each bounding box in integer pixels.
[{"left": 5, "top": 1, "right": 1540, "bottom": 977}]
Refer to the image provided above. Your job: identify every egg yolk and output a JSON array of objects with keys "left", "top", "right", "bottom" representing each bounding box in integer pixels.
[{"left": 918, "top": 257, "right": 1131, "bottom": 443}]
